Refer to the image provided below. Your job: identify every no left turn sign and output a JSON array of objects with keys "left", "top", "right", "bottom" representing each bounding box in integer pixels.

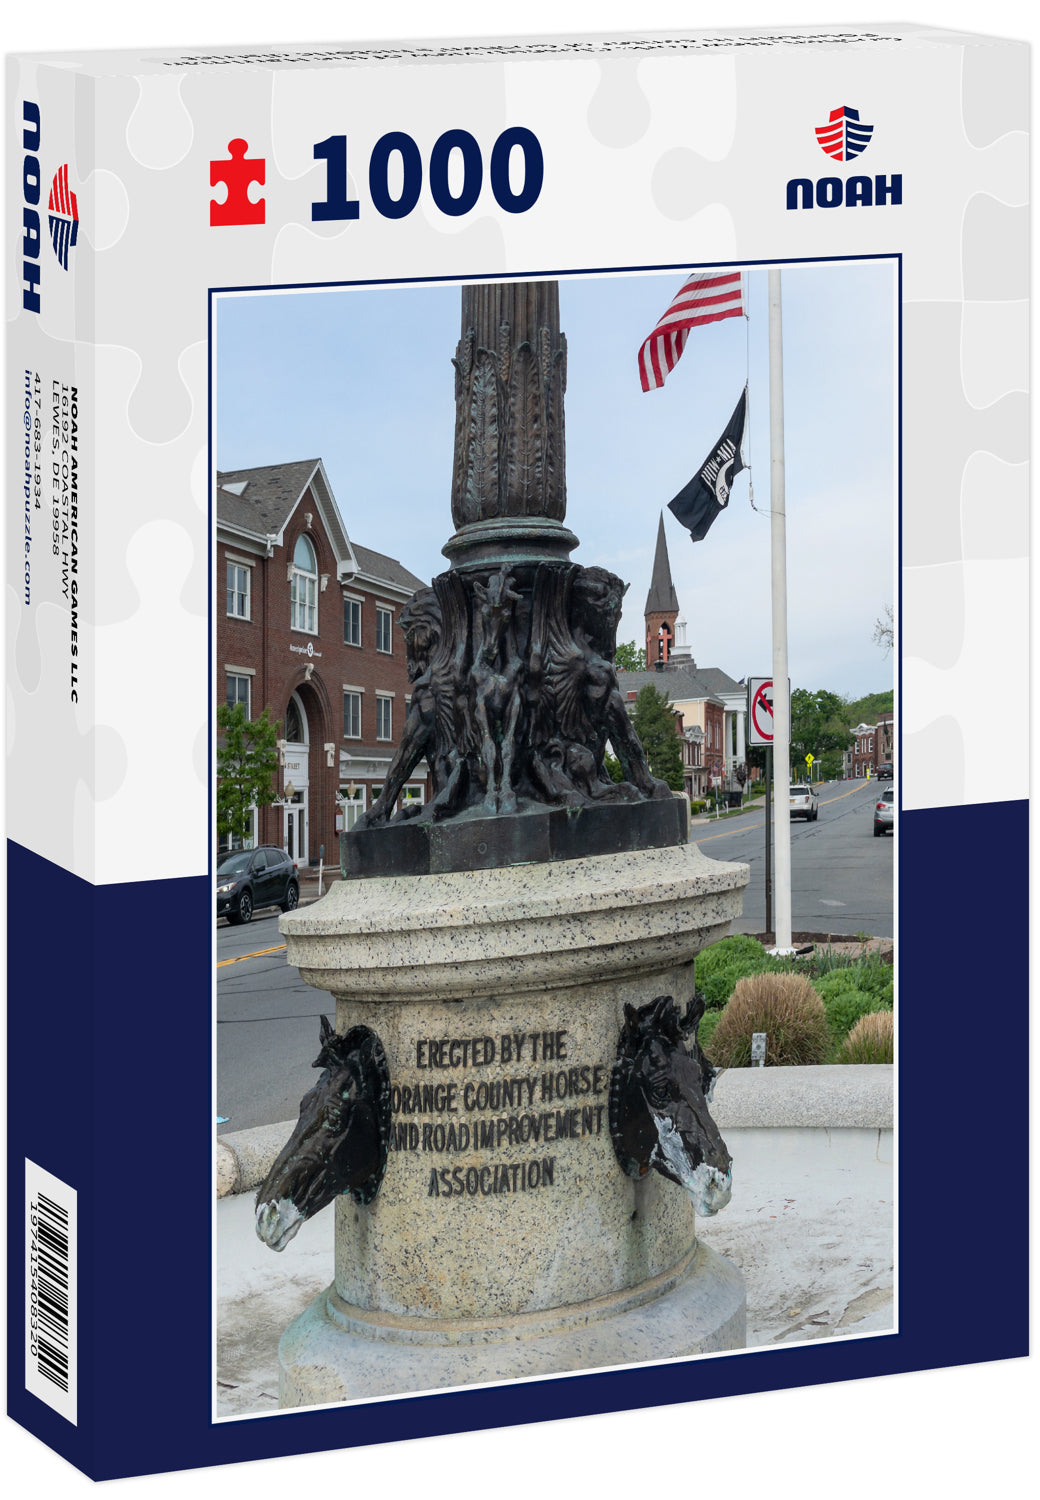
[{"left": 748, "top": 678, "right": 774, "bottom": 745}]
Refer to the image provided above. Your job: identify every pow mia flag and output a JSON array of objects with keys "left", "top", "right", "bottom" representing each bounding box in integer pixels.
[{"left": 668, "top": 386, "right": 748, "bottom": 542}]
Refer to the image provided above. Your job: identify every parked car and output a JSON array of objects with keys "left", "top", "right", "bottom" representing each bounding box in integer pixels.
[
  {"left": 789, "top": 783, "right": 819, "bottom": 821},
  {"left": 873, "top": 784, "right": 895, "bottom": 837},
  {"left": 877, "top": 762, "right": 894, "bottom": 779},
  {"left": 217, "top": 845, "right": 299, "bottom": 924}
]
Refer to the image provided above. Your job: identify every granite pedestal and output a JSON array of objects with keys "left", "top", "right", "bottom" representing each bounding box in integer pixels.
[{"left": 277, "top": 841, "right": 749, "bottom": 1405}]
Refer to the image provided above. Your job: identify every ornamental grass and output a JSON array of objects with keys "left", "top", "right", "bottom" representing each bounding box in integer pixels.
[
  {"left": 705, "top": 972, "right": 829, "bottom": 1069},
  {"left": 838, "top": 1010, "right": 894, "bottom": 1065}
]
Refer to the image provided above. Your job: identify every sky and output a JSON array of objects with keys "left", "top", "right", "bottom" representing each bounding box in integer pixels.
[{"left": 215, "top": 259, "right": 896, "bottom": 701}]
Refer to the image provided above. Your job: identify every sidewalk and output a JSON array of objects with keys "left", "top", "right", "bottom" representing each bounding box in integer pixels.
[{"left": 294, "top": 861, "right": 340, "bottom": 905}]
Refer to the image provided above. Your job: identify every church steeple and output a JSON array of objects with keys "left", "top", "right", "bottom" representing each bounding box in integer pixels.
[{"left": 644, "top": 512, "right": 680, "bottom": 669}]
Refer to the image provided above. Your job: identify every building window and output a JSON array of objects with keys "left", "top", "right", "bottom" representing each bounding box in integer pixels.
[
  {"left": 226, "top": 673, "right": 250, "bottom": 716},
  {"left": 343, "top": 692, "right": 362, "bottom": 739},
  {"left": 291, "top": 534, "right": 318, "bottom": 634},
  {"left": 339, "top": 785, "right": 366, "bottom": 831},
  {"left": 285, "top": 695, "right": 305, "bottom": 744},
  {"left": 402, "top": 784, "right": 424, "bottom": 810},
  {"left": 344, "top": 596, "right": 362, "bottom": 646},
  {"left": 376, "top": 695, "right": 392, "bottom": 741},
  {"left": 218, "top": 811, "right": 256, "bottom": 855},
  {"left": 376, "top": 606, "right": 393, "bottom": 654},
  {"left": 226, "top": 561, "right": 249, "bottom": 618}
]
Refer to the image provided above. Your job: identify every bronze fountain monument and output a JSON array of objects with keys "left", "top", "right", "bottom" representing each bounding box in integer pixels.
[{"left": 263, "top": 280, "right": 749, "bottom": 1403}]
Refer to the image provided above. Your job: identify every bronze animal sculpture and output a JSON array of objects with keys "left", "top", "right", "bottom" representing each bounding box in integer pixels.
[
  {"left": 354, "top": 574, "right": 474, "bottom": 828},
  {"left": 609, "top": 993, "right": 732, "bottom": 1217},
  {"left": 255, "top": 1018, "right": 391, "bottom": 1251},
  {"left": 471, "top": 565, "right": 524, "bottom": 814}
]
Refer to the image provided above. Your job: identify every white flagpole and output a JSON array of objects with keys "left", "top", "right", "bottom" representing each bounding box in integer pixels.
[{"left": 768, "top": 269, "right": 793, "bottom": 954}]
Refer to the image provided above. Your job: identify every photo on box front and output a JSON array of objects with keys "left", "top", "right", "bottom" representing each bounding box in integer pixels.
[{"left": 212, "top": 259, "right": 897, "bottom": 1417}]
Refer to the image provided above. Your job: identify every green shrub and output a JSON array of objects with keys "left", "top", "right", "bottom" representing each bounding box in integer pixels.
[
  {"left": 696, "top": 936, "right": 767, "bottom": 1009},
  {"left": 839, "top": 1011, "right": 894, "bottom": 1064},
  {"left": 699, "top": 960, "right": 760, "bottom": 1010},
  {"left": 814, "top": 969, "right": 867, "bottom": 1003},
  {"left": 695, "top": 1008, "right": 722, "bottom": 1053},
  {"left": 697, "top": 935, "right": 769, "bottom": 977},
  {"left": 690, "top": 799, "right": 707, "bottom": 816},
  {"left": 706, "top": 973, "right": 830, "bottom": 1068},
  {"left": 822, "top": 987, "right": 880, "bottom": 1043},
  {"left": 814, "top": 956, "right": 893, "bottom": 1010}
]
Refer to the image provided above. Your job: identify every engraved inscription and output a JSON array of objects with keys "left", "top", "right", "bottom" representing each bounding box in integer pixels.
[{"left": 388, "top": 1029, "right": 609, "bottom": 1201}]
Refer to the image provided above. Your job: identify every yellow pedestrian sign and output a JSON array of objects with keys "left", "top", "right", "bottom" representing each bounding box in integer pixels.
[{"left": 805, "top": 753, "right": 814, "bottom": 780}]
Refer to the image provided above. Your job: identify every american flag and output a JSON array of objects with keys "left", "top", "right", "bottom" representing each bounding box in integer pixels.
[{"left": 638, "top": 270, "right": 744, "bottom": 393}]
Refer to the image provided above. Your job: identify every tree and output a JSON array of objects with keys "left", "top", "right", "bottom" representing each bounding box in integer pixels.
[
  {"left": 789, "top": 689, "right": 852, "bottom": 773},
  {"left": 216, "top": 703, "right": 280, "bottom": 846},
  {"left": 873, "top": 604, "right": 894, "bottom": 656},
  {"left": 630, "top": 684, "right": 685, "bottom": 792},
  {"left": 613, "top": 639, "right": 645, "bottom": 673},
  {"left": 818, "top": 749, "right": 845, "bottom": 781},
  {"left": 846, "top": 688, "right": 893, "bottom": 725}
]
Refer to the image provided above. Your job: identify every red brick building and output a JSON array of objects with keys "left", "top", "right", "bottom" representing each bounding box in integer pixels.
[
  {"left": 849, "top": 722, "right": 877, "bottom": 779},
  {"left": 217, "top": 459, "right": 426, "bottom": 864}
]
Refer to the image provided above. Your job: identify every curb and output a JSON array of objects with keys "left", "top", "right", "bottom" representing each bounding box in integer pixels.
[
  {"left": 218, "top": 1120, "right": 299, "bottom": 1199},
  {"left": 216, "top": 1063, "right": 893, "bottom": 1200}
]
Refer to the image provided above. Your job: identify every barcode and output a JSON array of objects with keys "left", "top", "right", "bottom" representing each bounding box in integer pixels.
[{"left": 25, "top": 1160, "right": 77, "bottom": 1425}]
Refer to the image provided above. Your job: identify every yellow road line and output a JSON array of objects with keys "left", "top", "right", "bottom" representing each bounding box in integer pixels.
[
  {"left": 691, "top": 780, "right": 870, "bottom": 843},
  {"left": 820, "top": 779, "right": 870, "bottom": 805},
  {"left": 694, "top": 822, "right": 762, "bottom": 844},
  {"left": 217, "top": 943, "right": 287, "bottom": 968}
]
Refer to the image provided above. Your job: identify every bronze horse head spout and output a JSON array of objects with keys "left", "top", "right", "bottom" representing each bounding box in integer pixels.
[
  {"left": 609, "top": 994, "right": 732, "bottom": 1217},
  {"left": 255, "top": 1018, "right": 391, "bottom": 1251}
]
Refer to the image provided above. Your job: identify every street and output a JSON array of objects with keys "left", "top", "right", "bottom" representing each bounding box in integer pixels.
[
  {"left": 692, "top": 778, "right": 893, "bottom": 938},
  {"left": 217, "top": 912, "right": 322, "bottom": 1135},
  {"left": 217, "top": 778, "right": 892, "bottom": 1133}
]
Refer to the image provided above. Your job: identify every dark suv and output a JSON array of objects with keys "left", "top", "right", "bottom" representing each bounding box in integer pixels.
[
  {"left": 217, "top": 846, "right": 299, "bottom": 924},
  {"left": 876, "top": 763, "right": 894, "bottom": 779}
]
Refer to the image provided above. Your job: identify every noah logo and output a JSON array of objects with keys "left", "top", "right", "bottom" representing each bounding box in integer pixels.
[
  {"left": 48, "top": 165, "right": 79, "bottom": 269},
  {"left": 815, "top": 105, "right": 873, "bottom": 162},
  {"left": 787, "top": 104, "right": 900, "bottom": 210},
  {"left": 20, "top": 101, "right": 42, "bottom": 313}
]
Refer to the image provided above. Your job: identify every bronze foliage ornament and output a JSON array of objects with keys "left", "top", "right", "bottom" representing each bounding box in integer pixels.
[
  {"left": 609, "top": 994, "right": 733, "bottom": 1218},
  {"left": 451, "top": 308, "right": 566, "bottom": 528},
  {"left": 255, "top": 1018, "right": 391, "bottom": 1251}
]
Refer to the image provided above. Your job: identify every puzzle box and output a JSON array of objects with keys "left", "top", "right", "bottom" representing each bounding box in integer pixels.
[{"left": 5, "top": 22, "right": 1030, "bottom": 1481}]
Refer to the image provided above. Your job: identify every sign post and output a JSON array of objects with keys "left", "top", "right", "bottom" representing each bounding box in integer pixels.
[{"left": 747, "top": 677, "right": 790, "bottom": 941}]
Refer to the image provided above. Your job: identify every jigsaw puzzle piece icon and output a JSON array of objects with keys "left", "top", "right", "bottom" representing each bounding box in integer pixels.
[{"left": 210, "top": 139, "right": 265, "bottom": 226}]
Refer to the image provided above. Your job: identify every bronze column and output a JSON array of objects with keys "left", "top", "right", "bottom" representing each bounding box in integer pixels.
[{"left": 443, "top": 279, "right": 579, "bottom": 569}]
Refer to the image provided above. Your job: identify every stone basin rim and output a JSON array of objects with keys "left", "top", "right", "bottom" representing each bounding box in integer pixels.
[{"left": 282, "top": 845, "right": 750, "bottom": 941}]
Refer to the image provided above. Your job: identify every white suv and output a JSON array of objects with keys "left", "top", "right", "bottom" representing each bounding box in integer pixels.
[
  {"left": 789, "top": 784, "right": 819, "bottom": 821},
  {"left": 873, "top": 783, "right": 895, "bottom": 837}
]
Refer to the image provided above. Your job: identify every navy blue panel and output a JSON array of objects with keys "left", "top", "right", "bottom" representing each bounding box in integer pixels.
[
  {"left": 7, "top": 843, "right": 99, "bottom": 1474},
  {"left": 7, "top": 799, "right": 1030, "bottom": 1479}
]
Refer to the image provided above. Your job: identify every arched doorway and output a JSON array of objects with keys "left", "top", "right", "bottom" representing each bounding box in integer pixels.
[{"left": 282, "top": 690, "right": 309, "bottom": 865}]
